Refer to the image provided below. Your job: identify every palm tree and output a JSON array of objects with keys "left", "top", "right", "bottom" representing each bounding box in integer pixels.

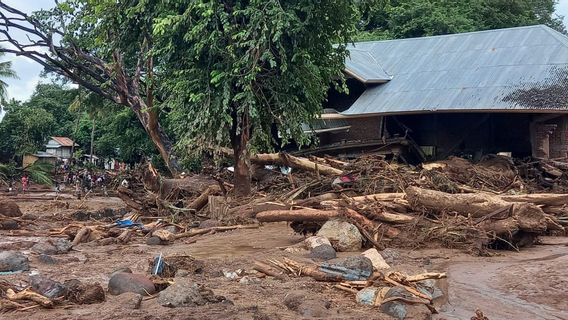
[{"left": 0, "top": 50, "right": 18, "bottom": 115}]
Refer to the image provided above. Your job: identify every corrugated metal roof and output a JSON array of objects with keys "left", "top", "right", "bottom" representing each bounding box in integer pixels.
[
  {"left": 344, "top": 49, "right": 392, "bottom": 83},
  {"left": 342, "top": 25, "right": 568, "bottom": 115},
  {"left": 49, "top": 136, "right": 77, "bottom": 147}
]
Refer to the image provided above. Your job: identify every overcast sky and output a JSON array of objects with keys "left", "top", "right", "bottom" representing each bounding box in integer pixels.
[{"left": 1, "top": 0, "right": 568, "bottom": 103}]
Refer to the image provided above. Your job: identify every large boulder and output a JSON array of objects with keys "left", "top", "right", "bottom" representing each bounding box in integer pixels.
[
  {"left": 158, "top": 280, "right": 227, "bottom": 308},
  {"left": 0, "top": 200, "right": 22, "bottom": 217},
  {"left": 316, "top": 220, "right": 362, "bottom": 252},
  {"left": 107, "top": 272, "right": 156, "bottom": 296},
  {"left": 0, "top": 251, "right": 29, "bottom": 272}
]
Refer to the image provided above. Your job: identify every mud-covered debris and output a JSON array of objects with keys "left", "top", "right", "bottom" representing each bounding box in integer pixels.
[
  {"left": 283, "top": 290, "right": 331, "bottom": 318},
  {"left": 64, "top": 279, "right": 106, "bottom": 304},
  {"left": 108, "top": 272, "right": 156, "bottom": 296},
  {"left": 30, "top": 275, "right": 66, "bottom": 299},
  {"left": 31, "top": 238, "right": 72, "bottom": 255},
  {"left": 0, "top": 200, "right": 22, "bottom": 217},
  {"left": 158, "top": 280, "right": 228, "bottom": 308},
  {"left": 321, "top": 256, "right": 373, "bottom": 281}
]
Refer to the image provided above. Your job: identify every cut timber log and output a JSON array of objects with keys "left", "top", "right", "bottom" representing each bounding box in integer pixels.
[
  {"left": 500, "top": 194, "right": 568, "bottom": 207},
  {"left": 188, "top": 187, "right": 213, "bottom": 211},
  {"left": 405, "top": 186, "right": 564, "bottom": 234},
  {"left": 350, "top": 193, "right": 406, "bottom": 202},
  {"left": 251, "top": 153, "right": 343, "bottom": 176}
]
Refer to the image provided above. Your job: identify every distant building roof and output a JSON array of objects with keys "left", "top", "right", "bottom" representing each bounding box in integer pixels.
[
  {"left": 342, "top": 25, "right": 568, "bottom": 116},
  {"left": 30, "top": 151, "right": 58, "bottom": 158},
  {"left": 47, "top": 136, "right": 78, "bottom": 147}
]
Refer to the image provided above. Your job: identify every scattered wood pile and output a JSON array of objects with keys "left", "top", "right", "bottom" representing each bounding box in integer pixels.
[{"left": 116, "top": 154, "right": 568, "bottom": 252}]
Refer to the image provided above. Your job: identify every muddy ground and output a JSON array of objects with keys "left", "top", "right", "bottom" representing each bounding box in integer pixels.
[{"left": 1, "top": 195, "right": 567, "bottom": 320}]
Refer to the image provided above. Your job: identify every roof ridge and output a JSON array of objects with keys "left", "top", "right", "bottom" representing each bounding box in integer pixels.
[
  {"left": 353, "top": 24, "right": 549, "bottom": 45},
  {"left": 539, "top": 25, "right": 568, "bottom": 49}
]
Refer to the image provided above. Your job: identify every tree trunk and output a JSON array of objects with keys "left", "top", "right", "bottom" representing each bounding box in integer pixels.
[
  {"left": 89, "top": 118, "right": 95, "bottom": 164},
  {"left": 230, "top": 112, "right": 252, "bottom": 196},
  {"left": 130, "top": 99, "right": 180, "bottom": 177}
]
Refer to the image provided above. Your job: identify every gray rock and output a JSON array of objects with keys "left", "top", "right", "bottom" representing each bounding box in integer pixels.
[
  {"left": 309, "top": 244, "right": 337, "bottom": 261},
  {"left": 113, "top": 292, "right": 143, "bottom": 310},
  {"left": 164, "top": 225, "right": 178, "bottom": 234},
  {"left": 316, "top": 220, "right": 362, "bottom": 252},
  {"left": 380, "top": 287, "right": 432, "bottom": 320},
  {"left": 239, "top": 276, "right": 261, "bottom": 285},
  {"left": 321, "top": 256, "right": 373, "bottom": 281},
  {"left": 380, "top": 248, "right": 401, "bottom": 265},
  {"left": 283, "top": 290, "right": 330, "bottom": 318},
  {"left": 31, "top": 238, "right": 72, "bottom": 255},
  {"left": 108, "top": 272, "right": 156, "bottom": 296},
  {"left": 0, "top": 200, "right": 22, "bottom": 217},
  {"left": 37, "top": 254, "right": 58, "bottom": 265},
  {"left": 158, "top": 280, "right": 226, "bottom": 308},
  {"left": 0, "top": 219, "right": 19, "bottom": 230},
  {"left": 146, "top": 236, "right": 164, "bottom": 246},
  {"left": 0, "top": 251, "right": 29, "bottom": 272},
  {"left": 199, "top": 219, "right": 221, "bottom": 228},
  {"left": 30, "top": 275, "right": 66, "bottom": 299}
]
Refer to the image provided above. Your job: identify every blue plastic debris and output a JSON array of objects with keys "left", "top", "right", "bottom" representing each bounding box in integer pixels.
[{"left": 113, "top": 219, "right": 143, "bottom": 228}]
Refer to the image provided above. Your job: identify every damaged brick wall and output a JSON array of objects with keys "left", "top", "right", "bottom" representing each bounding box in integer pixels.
[
  {"left": 530, "top": 115, "right": 568, "bottom": 159},
  {"left": 319, "top": 116, "right": 383, "bottom": 145}
]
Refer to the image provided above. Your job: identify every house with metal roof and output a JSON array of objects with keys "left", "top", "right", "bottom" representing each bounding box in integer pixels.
[
  {"left": 310, "top": 25, "right": 568, "bottom": 161},
  {"left": 45, "top": 136, "right": 79, "bottom": 159}
]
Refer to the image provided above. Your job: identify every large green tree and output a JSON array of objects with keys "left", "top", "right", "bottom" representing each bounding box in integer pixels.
[
  {"left": 0, "top": 50, "right": 17, "bottom": 103},
  {"left": 356, "top": 0, "right": 567, "bottom": 40},
  {"left": 0, "top": 1, "right": 356, "bottom": 194},
  {"left": 153, "top": 1, "right": 356, "bottom": 194}
]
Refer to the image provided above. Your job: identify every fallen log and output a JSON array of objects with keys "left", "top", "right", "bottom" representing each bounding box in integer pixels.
[
  {"left": 253, "top": 261, "right": 286, "bottom": 280},
  {"left": 406, "top": 186, "right": 563, "bottom": 234},
  {"left": 6, "top": 288, "right": 53, "bottom": 308},
  {"left": 500, "top": 194, "right": 568, "bottom": 207},
  {"left": 251, "top": 152, "right": 343, "bottom": 176},
  {"left": 187, "top": 187, "right": 213, "bottom": 211}
]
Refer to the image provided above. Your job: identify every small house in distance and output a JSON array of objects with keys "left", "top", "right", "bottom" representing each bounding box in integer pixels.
[
  {"left": 45, "top": 136, "right": 78, "bottom": 160},
  {"left": 22, "top": 151, "right": 58, "bottom": 168},
  {"left": 310, "top": 25, "right": 568, "bottom": 162}
]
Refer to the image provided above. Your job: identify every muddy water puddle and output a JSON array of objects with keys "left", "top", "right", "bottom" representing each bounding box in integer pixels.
[{"left": 437, "top": 243, "right": 568, "bottom": 320}]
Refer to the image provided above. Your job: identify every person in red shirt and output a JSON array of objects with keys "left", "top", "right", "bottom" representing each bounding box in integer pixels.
[{"left": 21, "top": 174, "right": 29, "bottom": 193}]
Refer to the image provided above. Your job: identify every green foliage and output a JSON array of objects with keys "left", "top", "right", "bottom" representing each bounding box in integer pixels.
[
  {"left": 0, "top": 101, "right": 56, "bottom": 160},
  {"left": 153, "top": 0, "right": 356, "bottom": 157},
  {"left": 355, "top": 0, "right": 567, "bottom": 41},
  {"left": 25, "top": 83, "right": 79, "bottom": 136},
  {"left": 0, "top": 50, "right": 18, "bottom": 103},
  {"left": 23, "top": 161, "right": 54, "bottom": 186}
]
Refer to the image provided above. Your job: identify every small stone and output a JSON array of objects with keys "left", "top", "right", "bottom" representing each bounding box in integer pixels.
[
  {"left": 30, "top": 275, "right": 66, "bottom": 299},
  {"left": 31, "top": 238, "right": 72, "bottom": 255},
  {"left": 239, "top": 276, "right": 261, "bottom": 285},
  {"left": 304, "top": 236, "right": 332, "bottom": 249},
  {"left": 152, "top": 229, "right": 175, "bottom": 242},
  {"left": 146, "top": 236, "right": 164, "bottom": 246},
  {"left": 309, "top": 244, "right": 337, "bottom": 261},
  {"left": 164, "top": 225, "right": 178, "bottom": 234},
  {"left": 0, "top": 251, "right": 29, "bottom": 272},
  {"left": 283, "top": 291, "right": 330, "bottom": 318},
  {"left": 380, "top": 287, "right": 432, "bottom": 320},
  {"left": 361, "top": 248, "right": 391, "bottom": 271},
  {"left": 199, "top": 219, "right": 221, "bottom": 228},
  {"left": 175, "top": 269, "right": 190, "bottom": 278},
  {"left": 0, "top": 200, "right": 22, "bottom": 217},
  {"left": 37, "top": 254, "right": 58, "bottom": 265},
  {"left": 113, "top": 292, "right": 143, "bottom": 310},
  {"left": 108, "top": 272, "right": 156, "bottom": 296},
  {"left": 158, "top": 280, "right": 226, "bottom": 308},
  {"left": 316, "top": 220, "right": 362, "bottom": 252},
  {"left": 322, "top": 256, "right": 373, "bottom": 281},
  {"left": 0, "top": 219, "right": 19, "bottom": 230},
  {"left": 380, "top": 248, "right": 401, "bottom": 265},
  {"left": 356, "top": 287, "right": 384, "bottom": 305}
]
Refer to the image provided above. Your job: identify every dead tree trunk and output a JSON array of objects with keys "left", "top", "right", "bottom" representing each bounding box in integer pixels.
[{"left": 230, "top": 112, "right": 252, "bottom": 196}]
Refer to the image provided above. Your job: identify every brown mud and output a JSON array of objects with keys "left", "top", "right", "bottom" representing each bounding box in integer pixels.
[{"left": 1, "top": 196, "right": 567, "bottom": 319}]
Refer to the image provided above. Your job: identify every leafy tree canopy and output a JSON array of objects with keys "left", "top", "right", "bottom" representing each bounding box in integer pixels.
[{"left": 356, "top": 0, "right": 567, "bottom": 40}]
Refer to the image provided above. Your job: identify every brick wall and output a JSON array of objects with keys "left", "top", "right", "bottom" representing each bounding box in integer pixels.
[
  {"left": 549, "top": 116, "right": 568, "bottom": 159},
  {"left": 320, "top": 116, "right": 383, "bottom": 145}
]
